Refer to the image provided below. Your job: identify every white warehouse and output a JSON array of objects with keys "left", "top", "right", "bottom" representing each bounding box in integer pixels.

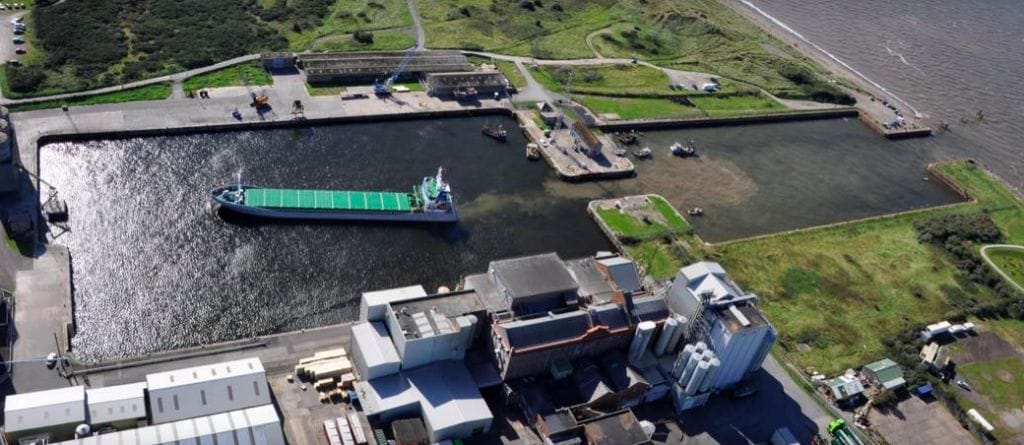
[{"left": 146, "top": 357, "right": 271, "bottom": 424}]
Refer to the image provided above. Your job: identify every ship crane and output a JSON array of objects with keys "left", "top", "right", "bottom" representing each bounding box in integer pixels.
[{"left": 374, "top": 47, "right": 417, "bottom": 96}]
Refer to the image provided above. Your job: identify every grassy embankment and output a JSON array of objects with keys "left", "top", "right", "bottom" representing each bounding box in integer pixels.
[
  {"left": 8, "top": 83, "right": 172, "bottom": 112},
  {"left": 985, "top": 248, "right": 1024, "bottom": 289},
  {"left": 414, "top": 0, "right": 853, "bottom": 105},
  {"left": 182, "top": 61, "right": 272, "bottom": 92},
  {"left": 467, "top": 56, "right": 528, "bottom": 90},
  {"left": 593, "top": 195, "right": 696, "bottom": 279},
  {"left": 270, "top": 0, "right": 415, "bottom": 51},
  {"left": 532, "top": 64, "right": 784, "bottom": 119},
  {"left": 596, "top": 161, "right": 1024, "bottom": 376}
]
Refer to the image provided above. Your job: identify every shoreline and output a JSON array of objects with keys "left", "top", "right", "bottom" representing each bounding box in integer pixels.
[{"left": 721, "top": 0, "right": 930, "bottom": 137}]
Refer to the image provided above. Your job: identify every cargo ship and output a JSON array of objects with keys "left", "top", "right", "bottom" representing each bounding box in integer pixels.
[{"left": 211, "top": 167, "right": 457, "bottom": 223}]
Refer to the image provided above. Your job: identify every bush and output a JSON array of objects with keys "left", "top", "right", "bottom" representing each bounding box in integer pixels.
[
  {"left": 6, "top": 65, "right": 46, "bottom": 92},
  {"left": 519, "top": 0, "right": 536, "bottom": 11},
  {"left": 353, "top": 30, "right": 374, "bottom": 44}
]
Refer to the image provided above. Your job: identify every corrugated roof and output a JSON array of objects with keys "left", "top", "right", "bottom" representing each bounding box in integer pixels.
[
  {"left": 352, "top": 321, "right": 401, "bottom": 373},
  {"left": 598, "top": 257, "right": 642, "bottom": 293},
  {"left": 865, "top": 358, "right": 905, "bottom": 388},
  {"left": 591, "top": 304, "right": 629, "bottom": 330},
  {"left": 54, "top": 404, "right": 282, "bottom": 445},
  {"left": 631, "top": 295, "right": 669, "bottom": 322},
  {"left": 571, "top": 122, "right": 601, "bottom": 148},
  {"left": 86, "top": 382, "right": 148, "bottom": 425},
  {"left": 490, "top": 253, "right": 578, "bottom": 300},
  {"left": 500, "top": 310, "right": 591, "bottom": 348},
  {"left": 4, "top": 386, "right": 86, "bottom": 432},
  {"left": 146, "top": 357, "right": 265, "bottom": 391}
]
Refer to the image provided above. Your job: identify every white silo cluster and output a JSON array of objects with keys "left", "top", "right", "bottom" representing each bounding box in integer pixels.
[
  {"left": 671, "top": 342, "right": 722, "bottom": 411},
  {"left": 630, "top": 315, "right": 689, "bottom": 365},
  {"left": 628, "top": 321, "right": 657, "bottom": 364}
]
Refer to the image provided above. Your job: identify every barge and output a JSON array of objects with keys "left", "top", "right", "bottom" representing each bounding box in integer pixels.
[{"left": 211, "top": 167, "right": 457, "bottom": 223}]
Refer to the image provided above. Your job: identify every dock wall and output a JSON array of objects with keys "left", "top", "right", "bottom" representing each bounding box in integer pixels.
[{"left": 596, "top": 108, "right": 858, "bottom": 131}]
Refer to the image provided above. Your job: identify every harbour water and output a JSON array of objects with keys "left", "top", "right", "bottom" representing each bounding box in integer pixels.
[
  {"left": 743, "top": 0, "right": 1024, "bottom": 191},
  {"left": 42, "top": 115, "right": 959, "bottom": 360}
]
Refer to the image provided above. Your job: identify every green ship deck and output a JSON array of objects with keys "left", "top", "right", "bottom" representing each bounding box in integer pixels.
[{"left": 245, "top": 188, "right": 416, "bottom": 212}]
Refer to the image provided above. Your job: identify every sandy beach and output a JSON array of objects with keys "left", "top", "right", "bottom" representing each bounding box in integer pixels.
[{"left": 721, "top": 0, "right": 929, "bottom": 133}]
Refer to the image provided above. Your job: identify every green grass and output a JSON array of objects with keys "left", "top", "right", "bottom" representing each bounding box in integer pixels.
[
  {"left": 957, "top": 356, "right": 1024, "bottom": 411},
  {"left": 9, "top": 83, "right": 172, "bottom": 112},
  {"left": 305, "top": 83, "right": 347, "bottom": 96},
  {"left": 277, "top": 0, "right": 413, "bottom": 51},
  {"left": 688, "top": 94, "right": 784, "bottom": 117},
  {"left": 626, "top": 239, "right": 685, "bottom": 279},
  {"left": 182, "top": 61, "right": 272, "bottom": 92},
  {"left": 535, "top": 64, "right": 674, "bottom": 96},
  {"left": 713, "top": 161, "right": 1018, "bottom": 375},
  {"left": 986, "top": 248, "right": 1024, "bottom": 290},
  {"left": 650, "top": 195, "right": 690, "bottom": 232},
  {"left": 391, "top": 80, "right": 424, "bottom": 92},
  {"left": 594, "top": 196, "right": 690, "bottom": 239},
  {"left": 468, "top": 56, "right": 528, "bottom": 90},
  {"left": 984, "top": 318, "right": 1024, "bottom": 348},
  {"left": 308, "top": 30, "right": 415, "bottom": 52},
  {"left": 576, "top": 95, "right": 704, "bottom": 120}
]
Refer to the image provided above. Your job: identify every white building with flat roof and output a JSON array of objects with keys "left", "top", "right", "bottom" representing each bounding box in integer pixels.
[
  {"left": 53, "top": 404, "right": 285, "bottom": 445},
  {"left": 145, "top": 357, "right": 271, "bottom": 424},
  {"left": 3, "top": 386, "right": 86, "bottom": 443},
  {"left": 86, "top": 382, "right": 148, "bottom": 429}
]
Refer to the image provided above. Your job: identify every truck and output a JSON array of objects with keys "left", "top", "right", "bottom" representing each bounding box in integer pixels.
[{"left": 827, "top": 419, "right": 866, "bottom": 445}]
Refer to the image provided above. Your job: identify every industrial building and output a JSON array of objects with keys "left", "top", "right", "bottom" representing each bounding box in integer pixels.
[
  {"left": 538, "top": 408, "right": 652, "bottom": 445},
  {"left": 299, "top": 51, "right": 475, "bottom": 84},
  {"left": 2, "top": 358, "right": 283, "bottom": 445},
  {"left": 486, "top": 252, "right": 580, "bottom": 316},
  {"left": 423, "top": 72, "right": 509, "bottom": 97},
  {"left": 862, "top": 358, "right": 905, "bottom": 391},
  {"left": 145, "top": 357, "right": 271, "bottom": 424},
  {"left": 825, "top": 373, "right": 866, "bottom": 405},
  {"left": 571, "top": 121, "right": 603, "bottom": 158}
]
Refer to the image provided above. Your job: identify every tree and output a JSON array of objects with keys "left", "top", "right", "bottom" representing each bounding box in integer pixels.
[{"left": 353, "top": 31, "right": 374, "bottom": 44}]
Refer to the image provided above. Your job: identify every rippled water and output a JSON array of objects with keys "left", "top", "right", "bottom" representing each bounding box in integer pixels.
[
  {"left": 745, "top": 0, "right": 1024, "bottom": 190},
  {"left": 43, "top": 116, "right": 960, "bottom": 361}
]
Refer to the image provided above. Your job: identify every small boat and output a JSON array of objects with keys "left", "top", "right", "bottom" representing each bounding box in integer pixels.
[
  {"left": 632, "top": 146, "right": 652, "bottom": 158},
  {"left": 670, "top": 139, "right": 696, "bottom": 157},
  {"left": 614, "top": 148, "right": 627, "bottom": 157},
  {"left": 687, "top": 207, "right": 704, "bottom": 216},
  {"left": 482, "top": 124, "right": 508, "bottom": 142},
  {"left": 526, "top": 143, "right": 541, "bottom": 160},
  {"left": 617, "top": 131, "right": 639, "bottom": 145}
]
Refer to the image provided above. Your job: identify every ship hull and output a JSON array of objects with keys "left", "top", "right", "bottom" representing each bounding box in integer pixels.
[{"left": 211, "top": 186, "right": 458, "bottom": 223}]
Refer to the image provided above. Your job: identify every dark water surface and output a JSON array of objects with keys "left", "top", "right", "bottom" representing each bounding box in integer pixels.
[
  {"left": 42, "top": 116, "right": 959, "bottom": 360},
  {"left": 745, "top": 0, "right": 1024, "bottom": 189}
]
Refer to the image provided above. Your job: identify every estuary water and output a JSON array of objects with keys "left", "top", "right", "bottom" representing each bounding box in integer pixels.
[{"left": 41, "top": 115, "right": 960, "bottom": 360}]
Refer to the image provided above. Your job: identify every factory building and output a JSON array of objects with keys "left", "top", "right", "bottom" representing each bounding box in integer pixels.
[
  {"left": 487, "top": 253, "right": 580, "bottom": 316},
  {"left": 571, "top": 122, "right": 603, "bottom": 158},
  {"left": 423, "top": 72, "right": 510, "bottom": 97},
  {"left": 145, "top": 357, "right": 271, "bottom": 424},
  {"left": 2, "top": 358, "right": 283, "bottom": 445},
  {"left": 3, "top": 386, "right": 86, "bottom": 444},
  {"left": 299, "top": 51, "right": 475, "bottom": 84},
  {"left": 539, "top": 408, "right": 652, "bottom": 445}
]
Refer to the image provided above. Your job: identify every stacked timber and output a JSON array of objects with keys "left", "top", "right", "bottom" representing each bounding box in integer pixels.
[{"left": 294, "top": 348, "right": 352, "bottom": 381}]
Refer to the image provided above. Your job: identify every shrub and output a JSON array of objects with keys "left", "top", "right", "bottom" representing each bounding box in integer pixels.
[
  {"left": 6, "top": 65, "right": 46, "bottom": 92},
  {"left": 353, "top": 30, "right": 374, "bottom": 44}
]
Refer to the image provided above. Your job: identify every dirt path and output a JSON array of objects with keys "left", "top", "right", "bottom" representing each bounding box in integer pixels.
[{"left": 585, "top": 26, "right": 614, "bottom": 59}]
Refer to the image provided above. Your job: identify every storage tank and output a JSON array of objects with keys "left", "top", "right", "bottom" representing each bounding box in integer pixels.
[
  {"left": 666, "top": 314, "right": 688, "bottom": 354},
  {"left": 672, "top": 343, "right": 695, "bottom": 379},
  {"left": 654, "top": 317, "right": 679, "bottom": 356},
  {"left": 678, "top": 350, "right": 703, "bottom": 385},
  {"left": 698, "top": 357, "right": 720, "bottom": 393},
  {"left": 685, "top": 360, "right": 711, "bottom": 395},
  {"left": 628, "top": 321, "right": 657, "bottom": 363},
  {"left": 0, "top": 106, "right": 8, "bottom": 118},
  {"left": 0, "top": 118, "right": 8, "bottom": 133}
]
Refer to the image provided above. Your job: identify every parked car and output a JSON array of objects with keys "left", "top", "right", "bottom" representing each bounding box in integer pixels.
[
  {"left": 13, "top": 29, "right": 23, "bottom": 35},
  {"left": 7, "top": 59, "right": 19, "bottom": 66},
  {"left": 956, "top": 380, "right": 973, "bottom": 391},
  {"left": 14, "top": 47, "right": 25, "bottom": 54},
  {"left": 12, "top": 37, "right": 24, "bottom": 44}
]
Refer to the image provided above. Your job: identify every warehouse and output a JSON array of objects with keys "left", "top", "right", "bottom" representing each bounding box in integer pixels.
[
  {"left": 350, "top": 321, "right": 402, "bottom": 380},
  {"left": 85, "top": 382, "right": 148, "bottom": 430},
  {"left": 487, "top": 253, "right": 580, "bottom": 316},
  {"left": 146, "top": 357, "right": 271, "bottom": 424},
  {"left": 53, "top": 404, "right": 285, "bottom": 445},
  {"left": 300, "top": 51, "right": 475, "bottom": 84},
  {"left": 423, "top": 72, "right": 509, "bottom": 97},
  {"left": 3, "top": 386, "right": 86, "bottom": 444}
]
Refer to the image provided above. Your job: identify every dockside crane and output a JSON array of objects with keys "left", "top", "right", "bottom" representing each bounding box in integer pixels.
[{"left": 374, "top": 47, "right": 417, "bottom": 96}]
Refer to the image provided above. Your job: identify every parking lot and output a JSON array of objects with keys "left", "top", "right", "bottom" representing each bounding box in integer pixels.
[{"left": 0, "top": 9, "right": 28, "bottom": 76}]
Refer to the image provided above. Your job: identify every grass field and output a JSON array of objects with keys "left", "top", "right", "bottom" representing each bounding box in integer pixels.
[
  {"left": 307, "top": 30, "right": 416, "bottom": 52},
  {"left": 958, "top": 356, "right": 1024, "bottom": 411},
  {"left": 576, "top": 95, "right": 704, "bottom": 120},
  {"left": 305, "top": 83, "right": 347, "bottom": 96},
  {"left": 594, "top": 195, "right": 690, "bottom": 239},
  {"left": 9, "top": 83, "right": 172, "bottom": 112},
  {"left": 468, "top": 56, "right": 527, "bottom": 90},
  {"left": 626, "top": 239, "right": 687, "bottom": 279},
  {"left": 535, "top": 64, "right": 674, "bottom": 96},
  {"left": 688, "top": 94, "right": 784, "bottom": 117},
  {"left": 986, "top": 248, "right": 1024, "bottom": 289},
  {"left": 274, "top": 0, "right": 413, "bottom": 51},
  {"left": 183, "top": 62, "right": 272, "bottom": 92}
]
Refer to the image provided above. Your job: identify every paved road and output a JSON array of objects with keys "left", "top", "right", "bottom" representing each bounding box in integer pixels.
[
  {"left": 980, "top": 244, "right": 1024, "bottom": 293},
  {"left": 0, "top": 54, "right": 260, "bottom": 104},
  {"left": 406, "top": 0, "right": 426, "bottom": 50}
]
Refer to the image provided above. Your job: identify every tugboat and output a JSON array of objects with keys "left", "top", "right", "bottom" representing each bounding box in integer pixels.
[
  {"left": 211, "top": 167, "right": 457, "bottom": 223},
  {"left": 526, "top": 143, "right": 541, "bottom": 160},
  {"left": 687, "top": 207, "right": 704, "bottom": 216},
  {"left": 482, "top": 124, "right": 508, "bottom": 142},
  {"left": 632, "top": 146, "right": 652, "bottom": 158},
  {"left": 670, "top": 139, "right": 696, "bottom": 157},
  {"left": 614, "top": 147, "right": 628, "bottom": 157},
  {"left": 617, "top": 130, "right": 639, "bottom": 145}
]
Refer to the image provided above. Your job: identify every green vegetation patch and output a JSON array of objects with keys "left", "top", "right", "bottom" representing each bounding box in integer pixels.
[
  {"left": 271, "top": 0, "right": 413, "bottom": 50},
  {"left": 576, "top": 95, "right": 701, "bottom": 120},
  {"left": 688, "top": 94, "right": 784, "bottom": 117},
  {"left": 468, "top": 57, "right": 527, "bottom": 90},
  {"left": 535, "top": 64, "right": 673, "bottom": 96},
  {"left": 986, "top": 248, "right": 1024, "bottom": 290},
  {"left": 183, "top": 62, "right": 273, "bottom": 92},
  {"left": 625, "top": 239, "right": 685, "bottom": 280},
  {"left": 594, "top": 195, "right": 689, "bottom": 240},
  {"left": 305, "top": 83, "right": 347, "bottom": 96},
  {"left": 308, "top": 29, "right": 416, "bottom": 52},
  {"left": 9, "top": 83, "right": 172, "bottom": 112},
  {"left": 956, "top": 356, "right": 1024, "bottom": 411}
]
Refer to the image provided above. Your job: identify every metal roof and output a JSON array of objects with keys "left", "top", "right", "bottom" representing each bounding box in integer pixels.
[
  {"left": 352, "top": 321, "right": 401, "bottom": 372},
  {"left": 499, "top": 310, "right": 591, "bottom": 348},
  {"left": 86, "top": 382, "right": 148, "bottom": 425},
  {"left": 864, "top": 358, "right": 905, "bottom": 389},
  {"left": 4, "top": 386, "right": 86, "bottom": 432},
  {"left": 597, "top": 257, "right": 642, "bottom": 293},
  {"left": 489, "top": 253, "right": 578, "bottom": 300},
  {"left": 357, "top": 361, "right": 493, "bottom": 435},
  {"left": 53, "top": 404, "right": 282, "bottom": 445},
  {"left": 631, "top": 295, "right": 669, "bottom": 322},
  {"left": 146, "top": 357, "right": 265, "bottom": 391},
  {"left": 826, "top": 375, "right": 864, "bottom": 400},
  {"left": 565, "top": 258, "right": 616, "bottom": 304},
  {"left": 590, "top": 304, "right": 629, "bottom": 330}
]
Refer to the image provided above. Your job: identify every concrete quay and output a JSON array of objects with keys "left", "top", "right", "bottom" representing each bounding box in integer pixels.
[{"left": 514, "top": 110, "right": 634, "bottom": 181}]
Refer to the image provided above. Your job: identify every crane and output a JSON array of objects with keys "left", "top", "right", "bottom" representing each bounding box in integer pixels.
[{"left": 374, "top": 47, "right": 418, "bottom": 96}]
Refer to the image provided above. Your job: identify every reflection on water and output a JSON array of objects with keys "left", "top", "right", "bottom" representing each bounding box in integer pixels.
[{"left": 41, "top": 116, "right": 960, "bottom": 360}]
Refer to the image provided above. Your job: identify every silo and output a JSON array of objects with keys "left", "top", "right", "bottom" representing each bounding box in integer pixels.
[
  {"left": 0, "top": 132, "right": 9, "bottom": 164},
  {"left": 685, "top": 360, "right": 711, "bottom": 395},
  {"left": 628, "top": 321, "right": 657, "bottom": 363},
  {"left": 0, "top": 118, "right": 9, "bottom": 133},
  {"left": 654, "top": 317, "right": 679, "bottom": 356},
  {"left": 666, "top": 314, "right": 688, "bottom": 354},
  {"left": 678, "top": 350, "right": 702, "bottom": 385},
  {"left": 672, "top": 343, "right": 695, "bottom": 379},
  {"left": 0, "top": 106, "right": 8, "bottom": 118},
  {"left": 698, "top": 357, "right": 720, "bottom": 393}
]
